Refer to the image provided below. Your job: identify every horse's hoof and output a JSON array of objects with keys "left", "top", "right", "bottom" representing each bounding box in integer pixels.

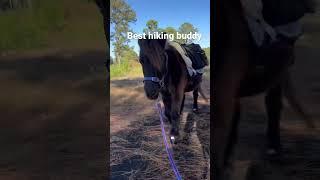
[
  {"left": 170, "top": 127, "right": 180, "bottom": 144},
  {"left": 265, "top": 148, "right": 282, "bottom": 160},
  {"left": 170, "top": 136, "right": 177, "bottom": 144},
  {"left": 266, "top": 148, "right": 278, "bottom": 156}
]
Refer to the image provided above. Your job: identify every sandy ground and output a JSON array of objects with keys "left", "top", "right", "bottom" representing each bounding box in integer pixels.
[
  {"left": 0, "top": 51, "right": 107, "bottom": 179},
  {"left": 110, "top": 72, "right": 210, "bottom": 179}
]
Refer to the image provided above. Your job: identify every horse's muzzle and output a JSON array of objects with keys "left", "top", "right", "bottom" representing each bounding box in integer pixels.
[
  {"left": 144, "top": 81, "right": 160, "bottom": 100},
  {"left": 146, "top": 92, "right": 159, "bottom": 100}
]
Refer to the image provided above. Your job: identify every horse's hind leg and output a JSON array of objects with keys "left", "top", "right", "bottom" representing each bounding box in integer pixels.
[
  {"left": 193, "top": 88, "right": 199, "bottom": 112},
  {"left": 180, "top": 94, "right": 185, "bottom": 115},
  {"left": 265, "top": 84, "right": 283, "bottom": 156}
]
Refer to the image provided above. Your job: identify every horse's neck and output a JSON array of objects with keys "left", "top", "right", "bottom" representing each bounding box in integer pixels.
[
  {"left": 165, "top": 49, "right": 188, "bottom": 84},
  {"left": 167, "top": 49, "right": 186, "bottom": 71}
]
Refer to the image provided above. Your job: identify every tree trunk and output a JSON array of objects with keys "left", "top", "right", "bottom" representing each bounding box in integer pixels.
[
  {"left": 9, "top": 0, "right": 13, "bottom": 8},
  {"left": 25, "top": 0, "right": 32, "bottom": 8},
  {"left": 116, "top": 52, "right": 121, "bottom": 64}
]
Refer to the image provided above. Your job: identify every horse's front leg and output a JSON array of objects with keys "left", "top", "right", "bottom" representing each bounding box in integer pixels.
[
  {"left": 162, "top": 93, "right": 172, "bottom": 123},
  {"left": 265, "top": 84, "right": 283, "bottom": 156},
  {"left": 170, "top": 90, "right": 184, "bottom": 143},
  {"left": 213, "top": 40, "right": 249, "bottom": 180}
]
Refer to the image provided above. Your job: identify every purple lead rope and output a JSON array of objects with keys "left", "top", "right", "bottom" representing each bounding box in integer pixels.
[{"left": 155, "top": 102, "right": 182, "bottom": 180}]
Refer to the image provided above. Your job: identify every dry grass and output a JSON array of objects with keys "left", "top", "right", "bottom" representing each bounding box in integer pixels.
[
  {"left": 111, "top": 113, "right": 210, "bottom": 179},
  {"left": 110, "top": 76, "right": 210, "bottom": 179}
]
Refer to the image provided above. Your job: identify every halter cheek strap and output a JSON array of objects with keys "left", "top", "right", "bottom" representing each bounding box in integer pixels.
[
  {"left": 143, "top": 51, "right": 168, "bottom": 85},
  {"left": 143, "top": 77, "right": 160, "bottom": 83}
]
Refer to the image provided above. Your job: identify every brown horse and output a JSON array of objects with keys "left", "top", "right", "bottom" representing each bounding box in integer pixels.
[
  {"left": 138, "top": 38, "right": 207, "bottom": 142},
  {"left": 213, "top": 0, "right": 315, "bottom": 179}
]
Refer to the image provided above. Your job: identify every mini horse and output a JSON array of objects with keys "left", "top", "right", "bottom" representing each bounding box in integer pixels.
[{"left": 138, "top": 38, "right": 207, "bottom": 142}]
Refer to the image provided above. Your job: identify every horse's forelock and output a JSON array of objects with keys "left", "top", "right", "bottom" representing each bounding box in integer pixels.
[{"left": 139, "top": 39, "right": 166, "bottom": 71}]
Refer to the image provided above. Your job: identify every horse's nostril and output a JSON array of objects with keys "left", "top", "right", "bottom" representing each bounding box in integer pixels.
[
  {"left": 151, "top": 93, "right": 158, "bottom": 99},
  {"left": 145, "top": 91, "right": 158, "bottom": 100}
]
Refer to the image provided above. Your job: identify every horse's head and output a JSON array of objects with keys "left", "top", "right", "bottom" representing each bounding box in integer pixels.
[{"left": 138, "top": 38, "right": 167, "bottom": 100}]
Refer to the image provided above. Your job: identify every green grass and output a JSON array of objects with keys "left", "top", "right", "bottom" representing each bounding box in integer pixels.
[
  {"left": 110, "top": 60, "right": 143, "bottom": 79},
  {"left": 0, "top": 0, "right": 105, "bottom": 53}
]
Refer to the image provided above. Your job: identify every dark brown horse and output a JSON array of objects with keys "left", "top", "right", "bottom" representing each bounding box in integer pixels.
[
  {"left": 213, "top": 0, "right": 315, "bottom": 179},
  {"left": 138, "top": 38, "right": 207, "bottom": 142}
]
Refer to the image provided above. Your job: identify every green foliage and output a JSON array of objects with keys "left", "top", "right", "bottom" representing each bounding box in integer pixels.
[
  {"left": 146, "top": 19, "right": 158, "bottom": 31},
  {"left": 0, "top": 10, "right": 41, "bottom": 51},
  {"left": 0, "top": 0, "right": 104, "bottom": 52},
  {"left": 120, "top": 47, "right": 138, "bottom": 62},
  {"left": 178, "top": 22, "right": 198, "bottom": 43},
  {"left": 110, "top": 59, "right": 142, "bottom": 78},
  {"left": 163, "top": 26, "right": 178, "bottom": 41},
  {"left": 33, "top": 1, "right": 66, "bottom": 31},
  {"left": 110, "top": 46, "right": 141, "bottom": 78},
  {"left": 0, "top": 0, "right": 33, "bottom": 9},
  {"left": 0, "top": 0, "right": 66, "bottom": 52},
  {"left": 203, "top": 47, "right": 210, "bottom": 61},
  {"left": 110, "top": 58, "right": 131, "bottom": 78},
  {"left": 110, "top": 0, "right": 136, "bottom": 64},
  {"left": 143, "top": 19, "right": 160, "bottom": 33},
  {"left": 145, "top": 21, "right": 199, "bottom": 44}
]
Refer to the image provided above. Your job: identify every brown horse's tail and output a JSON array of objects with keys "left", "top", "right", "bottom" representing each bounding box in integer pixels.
[
  {"left": 283, "top": 73, "right": 316, "bottom": 129},
  {"left": 199, "top": 84, "right": 209, "bottom": 102}
]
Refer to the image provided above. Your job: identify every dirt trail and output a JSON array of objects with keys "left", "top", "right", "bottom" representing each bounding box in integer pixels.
[
  {"left": 110, "top": 74, "right": 210, "bottom": 179},
  {"left": 0, "top": 51, "right": 107, "bottom": 180}
]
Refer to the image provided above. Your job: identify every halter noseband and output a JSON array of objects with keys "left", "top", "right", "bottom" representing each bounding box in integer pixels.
[{"left": 143, "top": 76, "right": 160, "bottom": 83}]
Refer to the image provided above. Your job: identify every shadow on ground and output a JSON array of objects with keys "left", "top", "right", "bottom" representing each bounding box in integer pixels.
[{"left": 0, "top": 50, "right": 108, "bottom": 179}]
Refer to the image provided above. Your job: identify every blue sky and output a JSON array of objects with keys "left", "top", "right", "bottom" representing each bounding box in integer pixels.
[{"left": 110, "top": 0, "right": 210, "bottom": 58}]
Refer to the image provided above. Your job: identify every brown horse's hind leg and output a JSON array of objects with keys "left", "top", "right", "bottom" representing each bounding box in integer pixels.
[
  {"left": 193, "top": 88, "right": 199, "bottom": 112},
  {"left": 265, "top": 84, "right": 283, "bottom": 156},
  {"left": 180, "top": 94, "right": 185, "bottom": 115}
]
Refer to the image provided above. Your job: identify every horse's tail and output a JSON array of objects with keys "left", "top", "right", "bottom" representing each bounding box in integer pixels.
[
  {"left": 283, "top": 72, "right": 316, "bottom": 129},
  {"left": 199, "top": 84, "right": 209, "bottom": 102}
]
